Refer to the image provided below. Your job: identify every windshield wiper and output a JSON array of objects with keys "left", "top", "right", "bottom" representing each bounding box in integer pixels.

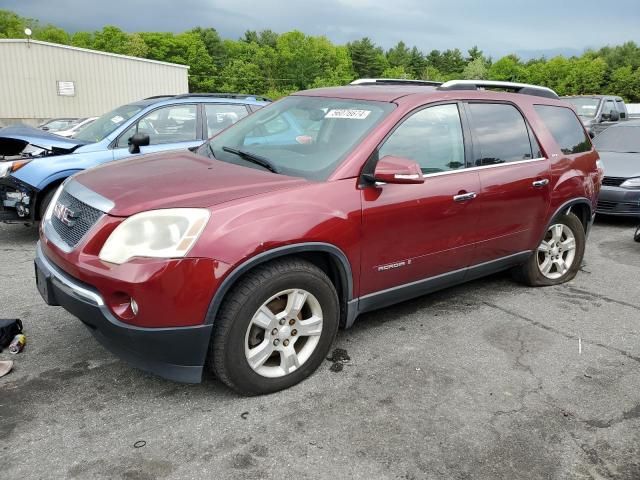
[{"left": 222, "top": 146, "right": 279, "bottom": 174}]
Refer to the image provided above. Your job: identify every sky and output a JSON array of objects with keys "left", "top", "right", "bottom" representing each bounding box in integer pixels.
[{"left": 4, "top": 0, "right": 640, "bottom": 58}]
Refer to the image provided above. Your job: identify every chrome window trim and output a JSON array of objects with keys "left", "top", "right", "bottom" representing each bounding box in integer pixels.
[{"left": 421, "top": 157, "right": 548, "bottom": 178}]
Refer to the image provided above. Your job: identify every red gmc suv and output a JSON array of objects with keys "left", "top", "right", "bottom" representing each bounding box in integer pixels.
[{"left": 35, "top": 80, "right": 602, "bottom": 395}]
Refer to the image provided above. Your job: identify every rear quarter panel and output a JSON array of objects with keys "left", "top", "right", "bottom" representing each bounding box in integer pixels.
[{"left": 521, "top": 100, "right": 600, "bottom": 230}]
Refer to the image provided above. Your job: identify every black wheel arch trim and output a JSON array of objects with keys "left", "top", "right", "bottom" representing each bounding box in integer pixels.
[
  {"left": 539, "top": 197, "right": 592, "bottom": 244},
  {"left": 204, "top": 242, "right": 354, "bottom": 326}
]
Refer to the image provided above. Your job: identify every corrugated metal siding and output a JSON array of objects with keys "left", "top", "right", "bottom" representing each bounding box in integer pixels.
[{"left": 0, "top": 40, "right": 189, "bottom": 121}]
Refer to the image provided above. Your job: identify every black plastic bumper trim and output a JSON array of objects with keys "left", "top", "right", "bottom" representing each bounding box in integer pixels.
[{"left": 35, "top": 242, "right": 212, "bottom": 383}]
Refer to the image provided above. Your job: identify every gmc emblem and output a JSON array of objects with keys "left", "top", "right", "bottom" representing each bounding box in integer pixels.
[{"left": 53, "top": 202, "right": 78, "bottom": 227}]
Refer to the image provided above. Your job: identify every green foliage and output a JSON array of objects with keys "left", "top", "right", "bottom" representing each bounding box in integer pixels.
[
  {"left": 2, "top": 9, "right": 640, "bottom": 101},
  {"left": 347, "top": 37, "right": 388, "bottom": 78}
]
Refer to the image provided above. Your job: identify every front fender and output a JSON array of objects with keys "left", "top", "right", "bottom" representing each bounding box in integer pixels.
[{"left": 12, "top": 148, "right": 114, "bottom": 190}]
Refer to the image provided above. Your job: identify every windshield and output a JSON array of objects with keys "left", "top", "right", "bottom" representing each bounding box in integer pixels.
[
  {"left": 594, "top": 126, "right": 640, "bottom": 153},
  {"left": 206, "top": 96, "right": 394, "bottom": 181},
  {"left": 74, "top": 104, "right": 144, "bottom": 142},
  {"left": 565, "top": 98, "right": 600, "bottom": 118}
]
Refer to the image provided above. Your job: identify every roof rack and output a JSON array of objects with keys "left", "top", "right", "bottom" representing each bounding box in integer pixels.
[
  {"left": 144, "top": 93, "right": 272, "bottom": 102},
  {"left": 175, "top": 93, "right": 272, "bottom": 102},
  {"left": 438, "top": 80, "right": 559, "bottom": 99},
  {"left": 350, "top": 78, "right": 443, "bottom": 87}
]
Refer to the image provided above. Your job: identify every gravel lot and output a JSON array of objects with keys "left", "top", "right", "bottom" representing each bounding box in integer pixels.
[{"left": 1, "top": 218, "right": 640, "bottom": 480}]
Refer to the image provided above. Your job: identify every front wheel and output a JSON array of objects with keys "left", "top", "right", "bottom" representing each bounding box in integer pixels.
[
  {"left": 514, "top": 213, "right": 586, "bottom": 286},
  {"left": 209, "top": 258, "right": 339, "bottom": 395}
]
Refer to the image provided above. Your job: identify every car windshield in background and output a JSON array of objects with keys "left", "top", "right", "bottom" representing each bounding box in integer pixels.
[
  {"left": 207, "top": 96, "right": 394, "bottom": 181},
  {"left": 594, "top": 125, "right": 640, "bottom": 153},
  {"left": 565, "top": 98, "right": 600, "bottom": 118},
  {"left": 74, "top": 104, "right": 144, "bottom": 143}
]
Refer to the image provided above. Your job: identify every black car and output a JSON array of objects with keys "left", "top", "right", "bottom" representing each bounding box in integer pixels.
[{"left": 594, "top": 120, "right": 640, "bottom": 216}]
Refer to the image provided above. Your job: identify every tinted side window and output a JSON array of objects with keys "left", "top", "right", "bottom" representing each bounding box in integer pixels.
[
  {"left": 468, "top": 103, "right": 533, "bottom": 166},
  {"left": 603, "top": 100, "right": 616, "bottom": 119},
  {"left": 117, "top": 104, "right": 198, "bottom": 147},
  {"left": 534, "top": 105, "right": 591, "bottom": 155},
  {"left": 616, "top": 100, "right": 627, "bottom": 119},
  {"left": 204, "top": 104, "right": 248, "bottom": 138},
  {"left": 379, "top": 104, "right": 465, "bottom": 174}
]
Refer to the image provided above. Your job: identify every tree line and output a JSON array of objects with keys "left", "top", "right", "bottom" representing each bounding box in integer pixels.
[{"left": 2, "top": 9, "right": 640, "bottom": 101}]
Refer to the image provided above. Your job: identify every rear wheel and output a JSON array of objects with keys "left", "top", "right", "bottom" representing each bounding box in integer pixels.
[
  {"left": 210, "top": 258, "right": 339, "bottom": 395},
  {"left": 514, "top": 213, "right": 585, "bottom": 286}
]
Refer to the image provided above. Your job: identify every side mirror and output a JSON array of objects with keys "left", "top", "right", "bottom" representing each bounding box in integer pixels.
[
  {"left": 128, "top": 133, "right": 150, "bottom": 154},
  {"left": 609, "top": 110, "right": 620, "bottom": 122},
  {"left": 369, "top": 155, "right": 424, "bottom": 184}
]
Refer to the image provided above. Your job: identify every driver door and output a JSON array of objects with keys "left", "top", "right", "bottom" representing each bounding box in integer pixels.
[
  {"left": 360, "top": 103, "right": 482, "bottom": 297},
  {"left": 112, "top": 104, "right": 203, "bottom": 160}
]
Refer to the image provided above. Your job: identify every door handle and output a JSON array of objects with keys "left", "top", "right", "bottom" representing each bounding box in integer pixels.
[
  {"left": 532, "top": 179, "right": 550, "bottom": 188},
  {"left": 453, "top": 192, "right": 478, "bottom": 202}
]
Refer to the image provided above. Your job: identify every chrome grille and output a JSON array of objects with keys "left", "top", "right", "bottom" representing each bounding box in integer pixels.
[
  {"left": 51, "top": 190, "right": 103, "bottom": 248},
  {"left": 602, "top": 177, "right": 626, "bottom": 187}
]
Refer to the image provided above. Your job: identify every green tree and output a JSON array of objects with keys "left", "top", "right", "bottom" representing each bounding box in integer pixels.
[
  {"left": 0, "top": 9, "right": 32, "bottom": 38},
  {"left": 347, "top": 37, "right": 388, "bottom": 78},
  {"left": 92, "top": 26, "right": 130, "bottom": 54},
  {"left": 71, "top": 31, "right": 94, "bottom": 49},
  {"left": 462, "top": 57, "right": 488, "bottom": 79},
  {"left": 386, "top": 41, "right": 411, "bottom": 68},
  {"left": 192, "top": 27, "right": 226, "bottom": 68},
  {"left": 488, "top": 55, "right": 526, "bottom": 82},
  {"left": 35, "top": 25, "right": 70, "bottom": 44}
]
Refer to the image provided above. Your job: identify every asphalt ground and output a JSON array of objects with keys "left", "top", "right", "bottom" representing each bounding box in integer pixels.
[{"left": 1, "top": 217, "right": 640, "bottom": 480}]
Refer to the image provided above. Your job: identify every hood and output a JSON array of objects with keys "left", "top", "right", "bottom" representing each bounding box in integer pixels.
[
  {"left": 74, "top": 150, "right": 308, "bottom": 216},
  {"left": 0, "top": 124, "right": 88, "bottom": 156},
  {"left": 598, "top": 151, "right": 640, "bottom": 179}
]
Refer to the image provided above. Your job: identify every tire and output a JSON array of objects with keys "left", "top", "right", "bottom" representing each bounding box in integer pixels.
[
  {"left": 210, "top": 258, "right": 339, "bottom": 395},
  {"left": 38, "top": 187, "right": 58, "bottom": 220},
  {"left": 514, "top": 212, "right": 586, "bottom": 286},
  {"left": 635, "top": 225, "right": 640, "bottom": 243}
]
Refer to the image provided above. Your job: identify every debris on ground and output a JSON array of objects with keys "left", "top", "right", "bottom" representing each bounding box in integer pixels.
[
  {"left": 327, "top": 348, "right": 351, "bottom": 372},
  {"left": 0, "top": 360, "right": 13, "bottom": 378},
  {"left": 9, "top": 334, "right": 26, "bottom": 354},
  {"left": 0, "top": 319, "right": 23, "bottom": 351}
]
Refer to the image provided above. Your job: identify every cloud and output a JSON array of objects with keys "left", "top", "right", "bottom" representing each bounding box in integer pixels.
[{"left": 4, "top": 0, "right": 640, "bottom": 56}]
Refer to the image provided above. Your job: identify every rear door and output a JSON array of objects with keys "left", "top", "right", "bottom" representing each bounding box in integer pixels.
[
  {"left": 463, "top": 102, "right": 551, "bottom": 265},
  {"left": 112, "top": 103, "right": 203, "bottom": 160},
  {"left": 359, "top": 103, "right": 482, "bottom": 297}
]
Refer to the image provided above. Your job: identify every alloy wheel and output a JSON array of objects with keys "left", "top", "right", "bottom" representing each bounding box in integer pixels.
[
  {"left": 537, "top": 223, "right": 577, "bottom": 279},
  {"left": 244, "top": 289, "right": 323, "bottom": 378}
]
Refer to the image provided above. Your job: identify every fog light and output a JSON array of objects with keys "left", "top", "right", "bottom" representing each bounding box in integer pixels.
[{"left": 109, "top": 292, "right": 139, "bottom": 321}]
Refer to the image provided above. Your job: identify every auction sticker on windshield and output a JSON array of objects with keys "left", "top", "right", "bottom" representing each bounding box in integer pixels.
[{"left": 325, "top": 109, "right": 371, "bottom": 120}]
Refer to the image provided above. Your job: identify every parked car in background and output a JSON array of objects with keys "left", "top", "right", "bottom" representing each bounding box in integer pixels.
[
  {"left": 627, "top": 103, "right": 640, "bottom": 119},
  {"left": 0, "top": 94, "right": 270, "bottom": 222},
  {"left": 563, "top": 95, "right": 628, "bottom": 136},
  {"left": 38, "top": 118, "right": 80, "bottom": 132},
  {"left": 593, "top": 120, "right": 640, "bottom": 216},
  {"left": 54, "top": 117, "right": 98, "bottom": 138},
  {"left": 34, "top": 80, "right": 601, "bottom": 394}
]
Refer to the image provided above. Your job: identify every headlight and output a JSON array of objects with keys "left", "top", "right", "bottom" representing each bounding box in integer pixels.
[
  {"left": 0, "top": 160, "right": 32, "bottom": 177},
  {"left": 99, "top": 209, "right": 210, "bottom": 265},
  {"left": 620, "top": 177, "right": 640, "bottom": 189},
  {"left": 0, "top": 162, "right": 12, "bottom": 178}
]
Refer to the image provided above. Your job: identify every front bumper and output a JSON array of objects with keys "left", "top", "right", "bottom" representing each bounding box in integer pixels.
[
  {"left": 35, "top": 242, "right": 213, "bottom": 383},
  {"left": 596, "top": 187, "right": 640, "bottom": 217},
  {"left": 0, "top": 174, "right": 36, "bottom": 221}
]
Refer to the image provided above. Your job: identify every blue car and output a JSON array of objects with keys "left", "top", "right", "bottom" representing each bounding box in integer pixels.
[{"left": 0, "top": 93, "right": 270, "bottom": 222}]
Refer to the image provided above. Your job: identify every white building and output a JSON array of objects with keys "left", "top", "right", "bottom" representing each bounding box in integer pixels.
[{"left": 0, "top": 39, "right": 189, "bottom": 127}]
